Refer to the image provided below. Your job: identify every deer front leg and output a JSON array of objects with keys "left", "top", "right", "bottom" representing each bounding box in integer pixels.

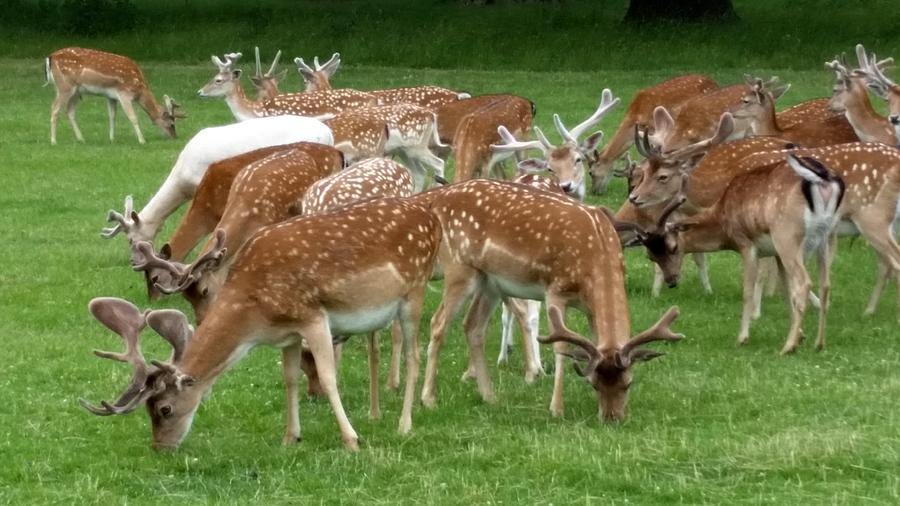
[
  {"left": 864, "top": 259, "right": 890, "bottom": 317},
  {"left": 387, "top": 319, "right": 402, "bottom": 390},
  {"left": 367, "top": 332, "right": 381, "bottom": 420},
  {"left": 106, "top": 98, "right": 117, "bottom": 142},
  {"left": 117, "top": 94, "right": 146, "bottom": 144},
  {"left": 461, "top": 288, "right": 500, "bottom": 404},
  {"left": 299, "top": 318, "right": 358, "bottom": 451},
  {"left": 737, "top": 247, "right": 760, "bottom": 346},
  {"left": 281, "top": 343, "right": 304, "bottom": 445},
  {"left": 498, "top": 301, "right": 515, "bottom": 366},
  {"left": 499, "top": 297, "right": 543, "bottom": 382},
  {"left": 50, "top": 88, "right": 76, "bottom": 145},
  {"left": 299, "top": 347, "right": 324, "bottom": 398},
  {"left": 65, "top": 92, "right": 85, "bottom": 143},
  {"left": 692, "top": 253, "right": 713, "bottom": 294},
  {"left": 397, "top": 288, "right": 425, "bottom": 435}
]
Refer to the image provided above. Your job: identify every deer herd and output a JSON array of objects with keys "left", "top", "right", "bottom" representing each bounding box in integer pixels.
[{"left": 49, "top": 43, "right": 900, "bottom": 452}]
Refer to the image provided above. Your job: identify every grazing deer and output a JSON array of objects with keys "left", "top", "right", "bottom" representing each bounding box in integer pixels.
[
  {"left": 101, "top": 115, "right": 333, "bottom": 259},
  {"left": 294, "top": 53, "right": 341, "bottom": 92},
  {"left": 825, "top": 46, "right": 896, "bottom": 145},
  {"left": 450, "top": 96, "right": 537, "bottom": 182},
  {"left": 648, "top": 154, "right": 846, "bottom": 353},
  {"left": 45, "top": 47, "right": 184, "bottom": 145},
  {"left": 489, "top": 90, "right": 620, "bottom": 199},
  {"left": 198, "top": 52, "right": 375, "bottom": 122},
  {"left": 731, "top": 77, "right": 861, "bottom": 147},
  {"left": 418, "top": 179, "right": 684, "bottom": 421},
  {"left": 250, "top": 47, "right": 285, "bottom": 100},
  {"left": 650, "top": 84, "right": 750, "bottom": 152},
  {"left": 82, "top": 197, "right": 442, "bottom": 451},
  {"left": 589, "top": 74, "right": 717, "bottom": 194}
]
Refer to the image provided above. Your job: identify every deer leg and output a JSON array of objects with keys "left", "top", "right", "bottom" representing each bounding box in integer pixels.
[
  {"left": 864, "top": 259, "right": 890, "bottom": 316},
  {"left": 281, "top": 343, "right": 303, "bottom": 444},
  {"left": 651, "top": 264, "right": 664, "bottom": 298},
  {"left": 692, "top": 253, "right": 713, "bottom": 294},
  {"left": 737, "top": 247, "right": 760, "bottom": 346},
  {"left": 545, "top": 296, "right": 569, "bottom": 418},
  {"left": 50, "top": 87, "right": 75, "bottom": 145},
  {"left": 777, "top": 246, "right": 810, "bottom": 356},
  {"left": 461, "top": 288, "right": 500, "bottom": 404},
  {"left": 300, "top": 318, "right": 358, "bottom": 451},
  {"left": 421, "top": 261, "right": 477, "bottom": 408},
  {"left": 117, "top": 94, "right": 146, "bottom": 145},
  {"left": 498, "top": 301, "right": 515, "bottom": 366},
  {"left": 815, "top": 235, "right": 836, "bottom": 351},
  {"left": 299, "top": 347, "right": 323, "bottom": 398},
  {"left": 854, "top": 213, "right": 900, "bottom": 321},
  {"left": 367, "top": 332, "right": 380, "bottom": 420},
  {"left": 65, "top": 92, "right": 85, "bottom": 143},
  {"left": 499, "top": 297, "right": 543, "bottom": 382},
  {"left": 106, "top": 98, "right": 117, "bottom": 142},
  {"left": 397, "top": 287, "right": 425, "bottom": 435},
  {"left": 386, "top": 319, "right": 402, "bottom": 390}
]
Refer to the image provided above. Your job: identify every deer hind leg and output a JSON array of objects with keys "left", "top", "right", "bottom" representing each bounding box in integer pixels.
[
  {"left": 50, "top": 86, "right": 76, "bottom": 145},
  {"left": 65, "top": 92, "right": 85, "bottom": 143},
  {"left": 386, "top": 319, "right": 402, "bottom": 390},
  {"left": 116, "top": 93, "right": 146, "bottom": 144},
  {"left": 397, "top": 287, "right": 425, "bottom": 435},
  {"left": 106, "top": 98, "right": 117, "bottom": 142},
  {"left": 421, "top": 261, "right": 477, "bottom": 408},
  {"left": 814, "top": 235, "right": 837, "bottom": 351},
  {"left": 775, "top": 243, "right": 811, "bottom": 355},
  {"left": 692, "top": 253, "right": 713, "bottom": 294},
  {"left": 461, "top": 288, "right": 501, "bottom": 404},
  {"left": 299, "top": 317, "right": 358, "bottom": 451},
  {"left": 498, "top": 302, "right": 515, "bottom": 366},
  {"left": 281, "top": 343, "right": 304, "bottom": 445},
  {"left": 737, "top": 247, "right": 760, "bottom": 346},
  {"left": 367, "top": 332, "right": 381, "bottom": 420},
  {"left": 854, "top": 212, "right": 900, "bottom": 321},
  {"left": 864, "top": 259, "right": 890, "bottom": 317},
  {"left": 497, "top": 297, "right": 543, "bottom": 382}
]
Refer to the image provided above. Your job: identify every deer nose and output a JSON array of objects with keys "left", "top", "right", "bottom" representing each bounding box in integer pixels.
[
  {"left": 560, "top": 182, "right": 573, "bottom": 192},
  {"left": 890, "top": 115, "right": 900, "bottom": 125},
  {"left": 628, "top": 194, "right": 641, "bottom": 206}
]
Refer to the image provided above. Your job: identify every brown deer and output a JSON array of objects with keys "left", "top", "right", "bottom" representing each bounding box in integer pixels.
[
  {"left": 198, "top": 52, "right": 375, "bottom": 122},
  {"left": 851, "top": 44, "right": 900, "bottom": 138},
  {"left": 45, "top": 47, "right": 184, "bottom": 145},
  {"left": 824, "top": 46, "right": 896, "bottom": 145},
  {"left": 81, "top": 197, "right": 442, "bottom": 451},
  {"left": 250, "top": 47, "right": 286, "bottom": 100},
  {"left": 489, "top": 90, "right": 620, "bottom": 199},
  {"left": 435, "top": 94, "right": 535, "bottom": 146},
  {"left": 418, "top": 179, "right": 684, "bottom": 421},
  {"left": 731, "top": 77, "right": 860, "bottom": 147},
  {"left": 588, "top": 74, "right": 717, "bottom": 194},
  {"left": 294, "top": 53, "right": 341, "bottom": 92},
  {"left": 649, "top": 84, "right": 750, "bottom": 152}
]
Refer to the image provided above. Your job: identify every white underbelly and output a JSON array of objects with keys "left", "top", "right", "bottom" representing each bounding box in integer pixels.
[
  {"left": 327, "top": 302, "right": 400, "bottom": 335},
  {"left": 487, "top": 275, "right": 545, "bottom": 301},
  {"left": 79, "top": 84, "right": 120, "bottom": 99}
]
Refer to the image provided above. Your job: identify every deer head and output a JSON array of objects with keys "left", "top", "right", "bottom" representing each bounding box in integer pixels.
[
  {"left": 491, "top": 89, "right": 619, "bottom": 200},
  {"left": 539, "top": 306, "right": 683, "bottom": 422},
  {"left": 294, "top": 52, "right": 341, "bottom": 92},
  {"left": 79, "top": 297, "right": 202, "bottom": 450},
  {"left": 198, "top": 52, "right": 244, "bottom": 98},
  {"left": 851, "top": 43, "right": 900, "bottom": 125},
  {"left": 250, "top": 47, "right": 285, "bottom": 100},
  {"left": 100, "top": 195, "right": 157, "bottom": 264},
  {"left": 155, "top": 94, "right": 185, "bottom": 138},
  {"left": 728, "top": 76, "right": 791, "bottom": 132}
]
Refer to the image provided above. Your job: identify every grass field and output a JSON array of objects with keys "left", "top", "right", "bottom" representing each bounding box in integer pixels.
[{"left": 3, "top": 5, "right": 900, "bottom": 503}]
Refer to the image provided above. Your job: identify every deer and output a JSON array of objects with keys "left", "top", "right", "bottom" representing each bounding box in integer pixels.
[
  {"left": 851, "top": 44, "right": 900, "bottom": 138},
  {"left": 101, "top": 115, "right": 334, "bottom": 261},
  {"left": 826, "top": 45, "right": 896, "bottom": 145},
  {"left": 488, "top": 89, "right": 620, "bottom": 200},
  {"left": 649, "top": 84, "right": 750, "bottom": 152},
  {"left": 250, "top": 46, "right": 286, "bottom": 100},
  {"left": 45, "top": 47, "right": 185, "bottom": 145},
  {"left": 449, "top": 96, "right": 537, "bottom": 182},
  {"left": 417, "top": 179, "right": 685, "bottom": 421},
  {"left": 294, "top": 53, "right": 341, "bottom": 92},
  {"left": 81, "top": 196, "right": 443, "bottom": 451},
  {"left": 731, "top": 77, "right": 861, "bottom": 148},
  {"left": 198, "top": 52, "right": 376, "bottom": 122},
  {"left": 588, "top": 74, "right": 718, "bottom": 194}
]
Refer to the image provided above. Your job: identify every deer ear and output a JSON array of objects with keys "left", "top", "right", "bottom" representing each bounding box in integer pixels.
[
  {"left": 298, "top": 68, "right": 315, "bottom": 81},
  {"left": 653, "top": 107, "right": 675, "bottom": 139},
  {"left": 580, "top": 131, "right": 604, "bottom": 153},
  {"left": 146, "top": 309, "right": 193, "bottom": 363},
  {"left": 867, "top": 81, "right": 889, "bottom": 98},
  {"left": 628, "top": 349, "right": 665, "bottom": 363},
  {"left": 517, "top": 159, "right": 548, "bottom": 173},
  {"left": 130, "top": 211, "right": 140, "bottom": 224},
  {"left": 232, "top": 69, "right": 242, "bottom": 79},
  {"left": 159, "top": 243, "right": 172, "bottom": 260}
]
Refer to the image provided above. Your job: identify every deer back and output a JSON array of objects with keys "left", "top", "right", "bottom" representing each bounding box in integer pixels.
[
  {"left": 263, "top": 89, "right": 376, "bottom": 117},
  {"left": 49, "top": 47, "right": 149, "bottom": 97},
  {"left": 373, "top": 86, "right": 466, "bottom": 109},
  {"left": 436, "top": 94, "right": 534, "bottom": 144}
]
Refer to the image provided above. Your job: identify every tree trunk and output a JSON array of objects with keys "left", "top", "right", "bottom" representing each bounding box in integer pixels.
[{"left": 625, "top": 0, "right": 737, "bottom": 22}]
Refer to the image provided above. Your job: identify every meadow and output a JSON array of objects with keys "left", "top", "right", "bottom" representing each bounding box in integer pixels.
[{"left": 2, "top": 1, "right": 900, "bottom": 504}]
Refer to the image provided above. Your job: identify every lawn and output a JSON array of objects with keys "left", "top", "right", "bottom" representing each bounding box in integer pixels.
[{"left": 1, "top": 4, "right": 900, "bottom": 503}]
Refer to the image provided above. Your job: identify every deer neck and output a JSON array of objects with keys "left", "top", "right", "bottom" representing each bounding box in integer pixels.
[
  {"left": 679, "top": 208, "right": 732, "bottom": 254},
  {"left": 751, "top": 101, "right": 783, "bottom": 137},
  {"left": 137, "top": 92, "right": 164, "bottom": 121},
  {"left": 596, "top": 114, "right": 636, "bottom": 165},
  {"left": 844, "top": 85, "right": 893, "bottom": 143},
  {"left": 178, "top": 298, "right": 261, "bottom": 382},
  {"left": 225, "top": 81, "right": 263, "bottom": 121}
]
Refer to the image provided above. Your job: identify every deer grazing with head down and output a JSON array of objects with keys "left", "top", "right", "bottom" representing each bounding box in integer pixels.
[
  {"left": 83, "top": 196, "right": 442, "bottom": 451},
  {"left": 45, "top": 47, "right": 184, "bottom": 145},
  {"left": 588, "top": 74, "right": 718, "bottom": 194},
  {"left": 418, "top": 179, "right": 684, "bottom": 421},
  {"left": 198, "top": 52, "right": 376, "bottom": 122},
  {"left": 101, "top": 115, "right": 334, "bottom": 262},
  {"left": 489, "top": 90, "right": 620, "bottom": 200}
]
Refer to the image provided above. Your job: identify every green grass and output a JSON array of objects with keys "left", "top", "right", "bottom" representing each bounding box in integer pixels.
[{"left": 3, "top": 25, "right": 900, "bottom": 504}]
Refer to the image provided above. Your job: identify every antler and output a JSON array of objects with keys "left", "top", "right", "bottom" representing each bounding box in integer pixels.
[
  {"left": 554, "top": 88, "right": 620, "bottom": 144},
  {"left": 315, "top": 52, "right": 340, "bottom": 72},
  {"left": 490, "top": 125, "right": 551, "bottom": 154},
  {"left": 133, "top": 230, "right": 227, "bottom": 294},
  {"left": 254, "top": 46, "right": 263, "bottom": 77},
  {"left": 100, "top": 195, "right": 136, "bottom": 239},
  {"left": 634, "top": 125, "right": 662, "bottom": 163},
  {"left": 663, "top": 112, "right": 735, "bottom": 160},
  {"left": 853, "top": 43, "right": 896, "bottom": 97},
  {"left": 212, "top": 52, "right": 242, "bottom": 72},
  {"left": 656, "top": 194, "right": 687, "bottom": 231},
  {"left": 266, "top": 49, "right": 282, "bottom": 77},
  {"left": 537, "top": 307, "right": 600, "bottom": 375},
  {"left": 619, "top": 306, "right": 684, "bottom": 364}
]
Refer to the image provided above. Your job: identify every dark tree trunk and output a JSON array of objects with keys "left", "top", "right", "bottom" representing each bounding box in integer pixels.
[{"left": 625, "top": 0, "right": 736, "bottom": 22}]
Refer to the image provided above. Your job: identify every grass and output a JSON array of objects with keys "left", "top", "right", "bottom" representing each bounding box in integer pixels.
[{"left": 3, "top": 8, "right": 900, "bottom": 503}]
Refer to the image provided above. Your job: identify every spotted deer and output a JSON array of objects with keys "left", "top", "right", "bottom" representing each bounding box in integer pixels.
[
  {"left": 250, "top": 47, "right": 286, "bottom": 100},
  {"left": 294, "top": 53, "right": 341, "bottom": 92},
  {"left": 82, "top": 197, "right": 442, "bottom": 451},
  {"left": 826, "top": 45, "right": 896, "bottom": 145},
  {"left": 418, "top": 179, "right": 684, "bottom": 421},
  {"left": 372, "top": 86, "right": 469, "bottom": 109},
  {"left": 489, "top": 90, "right": 620, "bottom": 199},
  {"left": 326, "top": 113, "right": 390, "bottom": 165},
  {"left": 650, "top": 84, "right": 750, "bottom": 152},
  {"left": 101, "top": 115, "right": 334, "bottom": 261},
  {"left": 198, "top": 52, "right": 376, "bottom": 122},
  {"left": 589, "top": 74, "right": 718, "bottom": 194},
  {"left": 450, "top": 96, "right": 537, "bottom": 182},
  {"left": 45, "top": 47, "right": 184, "bottom": 145},
  {"left": 851, "top": 44, "right": 900, "bottom": 137},
  {"left": 435, "top": 94, "right": 535, "bottom": 147}
]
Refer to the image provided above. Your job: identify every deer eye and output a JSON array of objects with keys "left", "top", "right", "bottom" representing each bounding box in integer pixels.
[
  {"left": 215, "top": 78, "right": 223, "bottom": 84},
  {"left": 658, "top": 175, "right": 669, "bottom": 183},
  {"left": 741, "top": 98, "right": 750, "bottom": 104}
]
